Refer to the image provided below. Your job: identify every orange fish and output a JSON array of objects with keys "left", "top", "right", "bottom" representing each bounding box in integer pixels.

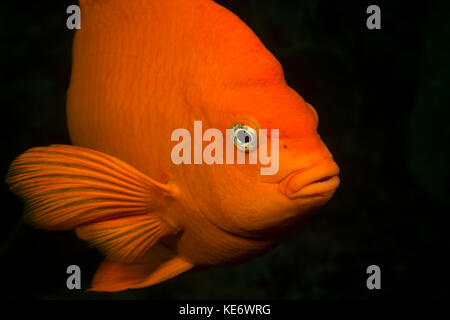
[{"left": 6, "top": 0, "right": 339, "bottom": 292}]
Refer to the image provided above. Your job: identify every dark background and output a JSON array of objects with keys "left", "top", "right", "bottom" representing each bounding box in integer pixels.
[{"left": 1, "top": 0, "right": 449, "bottom": 299}]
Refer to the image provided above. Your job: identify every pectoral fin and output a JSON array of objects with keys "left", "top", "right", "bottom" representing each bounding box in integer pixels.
[
  {"left": 6, "top": 144, "right": 178, "bottom": 262},
  {"left": 90, "top": 245, "right": 194, "bottom": 292},
  {"left": 6, "top": 144, "right": 174, "bottom": 229}
]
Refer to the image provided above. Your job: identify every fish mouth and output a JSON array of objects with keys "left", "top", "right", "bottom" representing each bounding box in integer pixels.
[{"left": 279, "top": 160, "right": 340, "bottom": 199}]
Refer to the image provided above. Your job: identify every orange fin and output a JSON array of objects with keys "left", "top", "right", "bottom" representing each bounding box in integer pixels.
[
  {"left": 75, "top": 215, "right": 171, "bottom": 263},
  {"left": 6, "top": 144, "right": 174, "bottom": 230},
  {"left": 90, "top": 245, "right": 194, "bottom": 292}
]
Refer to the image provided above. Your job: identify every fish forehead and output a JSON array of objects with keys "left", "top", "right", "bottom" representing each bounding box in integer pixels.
[{"left": 196, "top": 84, "right": 317, "bottom": 139}]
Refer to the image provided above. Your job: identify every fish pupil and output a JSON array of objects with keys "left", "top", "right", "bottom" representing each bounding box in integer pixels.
[{"left": 237, "top": 130, "right": 251, "bottom": 144}]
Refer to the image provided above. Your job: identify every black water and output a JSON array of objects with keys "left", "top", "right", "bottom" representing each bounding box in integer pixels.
[{"left": 0, "top": 0, "right": 449, "bottom": 299}]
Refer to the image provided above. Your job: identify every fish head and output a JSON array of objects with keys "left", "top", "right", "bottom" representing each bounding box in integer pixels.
[{"left": 181, "top": 80, "right": 339, "bottom": 239}]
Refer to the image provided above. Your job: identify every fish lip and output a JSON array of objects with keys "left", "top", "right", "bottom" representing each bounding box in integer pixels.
[{"left": 279, "top": 160, "right": 340, "bottom": 199}]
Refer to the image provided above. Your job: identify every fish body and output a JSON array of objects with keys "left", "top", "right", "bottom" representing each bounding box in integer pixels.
[{"left": 7, "top": 0, "right": 339, "bottom": 291}]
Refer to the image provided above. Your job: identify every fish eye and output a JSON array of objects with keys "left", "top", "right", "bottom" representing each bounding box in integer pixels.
[{"left": 231, "top": 124, "right": 258, "bottom": 152}]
